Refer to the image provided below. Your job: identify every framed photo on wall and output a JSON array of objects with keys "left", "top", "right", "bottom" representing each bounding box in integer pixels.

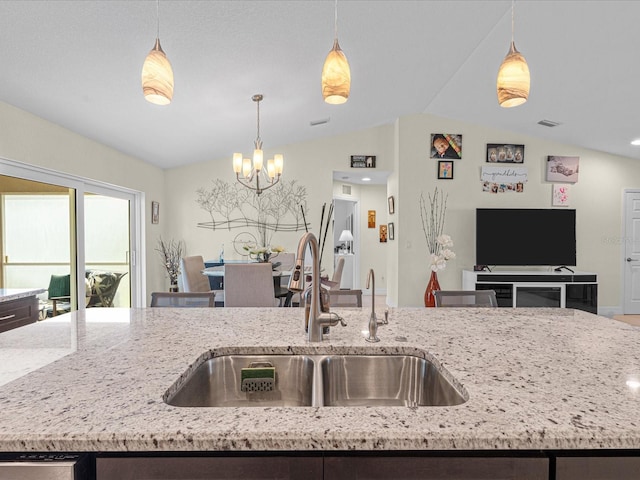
[
  {"left": 430, "top": 133, "right": 462, "bottom": 159},
  {"left": 350, "top": 155, "right": 376, "bottom": 168},
  {"left": 388, "top": 222, "right": 395, "bottom": 240},
  {"left": 486, "top": 143, "right": 525, "bottom": 163},
  {"left": 437, "top": 161, "right": 454, "bottom": 179},
  {"left": 379, "top": 224, "right": 388, "bottom": 243},
  {"left": 388, "top": 196, "right": 395, "bottom": 214},
  {"left": 151, "top": 201, "right": 160, "bottom": 224}
]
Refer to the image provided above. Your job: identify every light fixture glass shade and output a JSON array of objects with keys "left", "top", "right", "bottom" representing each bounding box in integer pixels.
[
  {"left": 339, "top": 230, "right": 354, "bottom": 242},
  {"left": 497, "top": 41, "right": 530, "bottom": 108},
  {"left": 253, "top": 148, "right": 264, "bottom": 171},
  {"left": 233, "top": 153, "right": 243, "bottom": 173},
  {"left": 142, "top": 38, "right": 174, "bottom": 106},
  {"left": 274, "top": 154, "right": 284, "bottom": 174},
  {"left": 322, "top": 39, "right": 351, "bottom": 104}
]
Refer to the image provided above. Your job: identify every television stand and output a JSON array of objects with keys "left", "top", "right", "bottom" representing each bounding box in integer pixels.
[{"left": 462, "top": 270, "right": 597, "bottom": 314}]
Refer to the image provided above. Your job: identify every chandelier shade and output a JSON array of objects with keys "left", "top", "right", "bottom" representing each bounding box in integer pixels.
[
  {"left": 497, "top": 41, "right": 530, "bottom": 108},
  {"left": 142, "top": 38, "right": 174, "bottom": 106},
  {"left": 322, "top": 38, "right": 351, "bottom": 104},
  {"left": 232, "top": 94, "right": 283, "bottom": 195}
]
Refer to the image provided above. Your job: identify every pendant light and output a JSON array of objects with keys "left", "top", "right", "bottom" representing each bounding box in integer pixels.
[
  {"left": 321, "top": 0, "right": 351, "bottom": 104},
  {"left": 141, "top": 0, "right": 174, "bottom": 106},
  {"left": 496, "top": 0, "right": 530, "bottom": 108}
]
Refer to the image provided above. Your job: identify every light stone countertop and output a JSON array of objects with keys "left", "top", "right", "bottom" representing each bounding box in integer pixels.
[
  {"left": 0, "top": 306, "right": 639, "bottom": 452},
  {"left": 0, "top": 288, "right": 46, "bottom": 302}
]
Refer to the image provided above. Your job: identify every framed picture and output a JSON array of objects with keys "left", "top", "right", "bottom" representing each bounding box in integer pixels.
[
  {"left": 430, "top": 133, "right": 462, "bottom": 159},
  {"left": 388, "top": 222, "right": 395, "bottom": 240},
  {"left": 546, "top": 155, "right": 579, "bottom": 183},
  {"left": 350, "top": 155, "right": 376, "bottom": 168},
  {"left": 368, "top": 210, "right": 376, "bottom": 228},
  {"left": 388, "top": 196, "right": 395, "bottom": 214},
  {"left": 486, "top": 143, "right": 525, "bottom": 163},
  {"left": 437, "top": 161, "right": 454, "bottom": 179},
  {"left": 552, "top": 184, "right": 570, "bottom": 206},
  {"left": 151, "top": 201, "right": 159, "bottom": 224},
  {"left": 379, "top": 224, "right": 388, "bottom": 243}
]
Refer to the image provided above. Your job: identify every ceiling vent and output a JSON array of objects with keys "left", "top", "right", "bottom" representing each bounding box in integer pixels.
[
  {"left": 310, "top": 117, "right": 330, "bottom": 126},
  {"left": 537, "top": 119, "right": 562, "bottom": 127},
  {"left": 342, "top": 184, "right": 352, "bottom": 195}
]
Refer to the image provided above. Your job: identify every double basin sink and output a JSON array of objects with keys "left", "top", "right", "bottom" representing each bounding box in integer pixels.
[{"left": 165, "top": 353, "right": 467, "bottom": 408}]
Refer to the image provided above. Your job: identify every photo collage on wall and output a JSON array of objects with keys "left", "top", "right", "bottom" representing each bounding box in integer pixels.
[
  {"left": 430, "top": 133, "right": 462, "bottom": 180},
  {"left": 481, "top": 143, "right": 527, "bottom": 193}
]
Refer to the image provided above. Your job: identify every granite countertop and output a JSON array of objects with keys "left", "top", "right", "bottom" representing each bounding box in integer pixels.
[
  {"left": 0, "top": 306, "right": 639, "bottom": 452},
  {"left": 0, "top": 288, "right": 46, "bottom": 302}
]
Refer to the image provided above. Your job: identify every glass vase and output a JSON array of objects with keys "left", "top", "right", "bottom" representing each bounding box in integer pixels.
[{"left": 424, "top": 271, "right": 441, "bottom": 307}]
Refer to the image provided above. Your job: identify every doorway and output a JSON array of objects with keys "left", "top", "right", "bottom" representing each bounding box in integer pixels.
[{"left": 623, "top": 189, "right": 640, "bottom": 313}]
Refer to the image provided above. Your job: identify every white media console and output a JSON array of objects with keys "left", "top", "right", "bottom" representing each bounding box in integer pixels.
[{"left": 462, "top": 270, "right": 598, "bottom": 314}]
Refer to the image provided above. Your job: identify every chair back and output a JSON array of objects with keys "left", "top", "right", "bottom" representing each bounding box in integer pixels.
[
  {"left": 330, "top": 256, "right": 345, "bottom": 290},
  {"left": 180, "top": 256, "right": 211, "bottom": 293},
  {"left": 328, "top": 288, "right": 362, "bottom": 307},
  {"left": 271, "top": 252, "right": 295, "bottom": 272},
  {"left": 48, "top": 274, "right": 71, "bottom": 299},
  {"left": 434, "top": 290, "right": 498, "bottom": 307},
  {"left": 224, "top": 263, "right": 278, "bottom": 307},
  {"left": 151, "top": 292, "right": 215, "bottom": 307},
  {"left": 86, "top": 271, "right": 128, "bottom": 307}
]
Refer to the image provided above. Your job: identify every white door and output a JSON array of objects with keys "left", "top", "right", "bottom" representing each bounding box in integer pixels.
[{"left": 623, "top": 190, "right": 640, "bottom": 313}]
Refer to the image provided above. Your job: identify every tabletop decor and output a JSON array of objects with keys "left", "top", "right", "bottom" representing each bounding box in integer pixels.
[
  {"left": 419, "top": 188, "right": 456, "bottom": 307},
  {"left": 244, "top": 245, "right": 285, "bottom": 264},
  {"left": 156, "top": 237, "right": 185, "bottom": 291}
]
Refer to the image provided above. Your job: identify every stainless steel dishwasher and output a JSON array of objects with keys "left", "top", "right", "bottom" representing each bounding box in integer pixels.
[{"left": 0, "top": 453, "right": 89, "bottom": 480}]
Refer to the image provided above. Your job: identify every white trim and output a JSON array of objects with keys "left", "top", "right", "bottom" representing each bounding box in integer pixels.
[{"left": 0, "top": 156, "right": 145, "bottom": 308}]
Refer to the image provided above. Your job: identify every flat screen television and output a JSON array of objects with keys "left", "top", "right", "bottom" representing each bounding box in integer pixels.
[{"left": 476, "top": 208, "right": 576, "bottom": 266}]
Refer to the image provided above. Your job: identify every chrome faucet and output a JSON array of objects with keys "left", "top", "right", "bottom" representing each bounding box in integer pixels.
[
  {"left": 289, "top": 232, "right": 346, "bottom": 342},
  {"left": 365, "top": 269, "right": 379, "bottom": 342}
]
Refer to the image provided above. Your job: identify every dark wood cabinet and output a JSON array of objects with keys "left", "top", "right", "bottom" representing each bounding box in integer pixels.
[
  {"left": 96, "top": 455, "right": 323, "bottom": 480},
  {"left": 556, "top": 456, "right": 640, "bottom": 480},
  {"left": 324, "top": 455, "right": 548, "bottom": 480},
  {"left": 0, "top": 296, "right": 39, "bottom": 333}
]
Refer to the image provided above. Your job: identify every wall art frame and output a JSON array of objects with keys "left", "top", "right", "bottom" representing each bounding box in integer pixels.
[
  {"left": 486, "top": 143, "right": 525, "bottom": 163},
  {"left": 151, "top": 201, "right": 160, "bottom": 224},
  {"left": 388, "top": 196, "right": 395, "bottom": 214},
  {"left": 430, "top": 133, "right": 462, "bottom": 159},
  {"left": 437, "top": 160, "right": 454, "bottom": 179},
  {"left": 388, "top": 222, "right": 395, "bottom": 240},
  {"left": 350, "top": 155, "right": 376, "bottom": 168}
]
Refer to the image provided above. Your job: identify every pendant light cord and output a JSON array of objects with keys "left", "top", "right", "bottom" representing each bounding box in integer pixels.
[
  {"left": 334, "top": 0, "right": 338, "bottom": 41},
  {"left": 156, "top": 0, "right": 160, "bottom": 39},
  {"left": 511, "top": 0, "right": 515, "bottom": 43},
  {"left": 256, "top": 98, "right": 261, "bottom": 145}
]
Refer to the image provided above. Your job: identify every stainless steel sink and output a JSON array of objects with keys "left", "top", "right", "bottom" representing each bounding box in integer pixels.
[
  {"left": 165, "top": 353, "right": 467, "bottom": 408},
  {"left": 319, "top": 354, "right": 466, "bottom": 407},
  {"left": 165, "top": 354, "right": 315, "bottom": 407}
]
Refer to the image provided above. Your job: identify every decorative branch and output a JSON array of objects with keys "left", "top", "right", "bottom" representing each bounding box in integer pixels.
[{"left": 155, "top": 237, "right": 185, "bottom": 285}]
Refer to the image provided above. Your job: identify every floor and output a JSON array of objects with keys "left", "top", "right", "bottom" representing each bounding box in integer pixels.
[{"left": 612, "top": 315, "right": 640, "bottom": 327}]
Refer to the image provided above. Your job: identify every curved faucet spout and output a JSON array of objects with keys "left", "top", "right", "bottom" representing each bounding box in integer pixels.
[{"left": 289, "top": 232, "right": 345, "bottom": 342}]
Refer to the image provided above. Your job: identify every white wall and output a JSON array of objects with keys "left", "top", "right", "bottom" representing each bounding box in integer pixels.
[{"left": 0, "top": 101, "right": 167, "bottom": 301}]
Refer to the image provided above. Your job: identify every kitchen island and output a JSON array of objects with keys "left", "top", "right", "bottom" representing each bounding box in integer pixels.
[
  {"left": 0, "top": 288, "right": 45, "bottom": 333},
  {"left": 0, "top": 306, "right": 639, "bottom": 478}
]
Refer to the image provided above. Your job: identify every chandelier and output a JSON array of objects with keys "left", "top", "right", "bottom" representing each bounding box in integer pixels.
[{"left": 232, "top": 94, "right": 283, "bottom": 195}]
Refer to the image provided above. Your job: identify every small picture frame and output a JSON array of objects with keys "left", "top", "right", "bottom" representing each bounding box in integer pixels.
[
  {"left": 437, "top": 161, "right": 454, "bottom": 179},
  {"left": 388, "top": 222, "right": 395, "bottom": 240},
  {"left": 151, "top": 201, "right": 160, "bottom": 224},
  {"left": 368, "top": 210, "right": 376, "bottom": 228},
  {"left": 547, "top": 155, "right": 579, "bottom": 183},
  {"left": 350, "top": 155, "right": 376, "bottom": 168},
  {"left": 379, "top": 224, "right": 388, "bottom": 243},
  {"left": 388, "top": 196, "right": 395, "bottom": 214},
  {"left": 486, "top": 143, "right": 525, "bottom": 163}
]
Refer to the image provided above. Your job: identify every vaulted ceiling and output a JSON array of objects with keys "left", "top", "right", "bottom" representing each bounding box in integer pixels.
[{"left": 0, "top": 1, "right": 638, "bottom": 171}]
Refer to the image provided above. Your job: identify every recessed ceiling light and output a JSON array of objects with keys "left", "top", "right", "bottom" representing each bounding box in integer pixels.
[
  {"left": 362, "top": 177, "right": 371, "bottom": 182},
  {"left": 631, "top": 139, "right": 640, "bottom": 146}
]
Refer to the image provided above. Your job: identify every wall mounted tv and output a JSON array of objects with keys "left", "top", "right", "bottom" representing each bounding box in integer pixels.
[{"left": 476, "top": 208, "right": 576, "bottom": 266}]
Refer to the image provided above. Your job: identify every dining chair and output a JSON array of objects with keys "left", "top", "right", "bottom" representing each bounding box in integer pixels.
[
  {"left": 433, "top": 290, "right": 498, "bottom": 307},
  {"left": 44, "top": 273, "right": 71, "bottom": 317},
  {"left": 150, "top": 292, "right": 215, "bottom": 307},
  {"left": 327, "top": 288, "right": 363, "bottom": 307},
  {"left": 223, "top": 263, "right": 279, "bottom": 307},
  {"left": 329, "top": 256, "right": 345, "bottom": 290},
  {"left": 272, "top": 253, "right": 295, "bottom": 306},
  {"left": 180, "top": 256, "right": 211, "bottom": 293}
]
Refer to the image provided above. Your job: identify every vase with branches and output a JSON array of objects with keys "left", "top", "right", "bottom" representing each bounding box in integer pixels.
[
  {"left": 156, "top": 237, "right": 185, "bottom": 291},
  {"left": 419, "top": 188, "right": 455, "bottom": 306}
]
